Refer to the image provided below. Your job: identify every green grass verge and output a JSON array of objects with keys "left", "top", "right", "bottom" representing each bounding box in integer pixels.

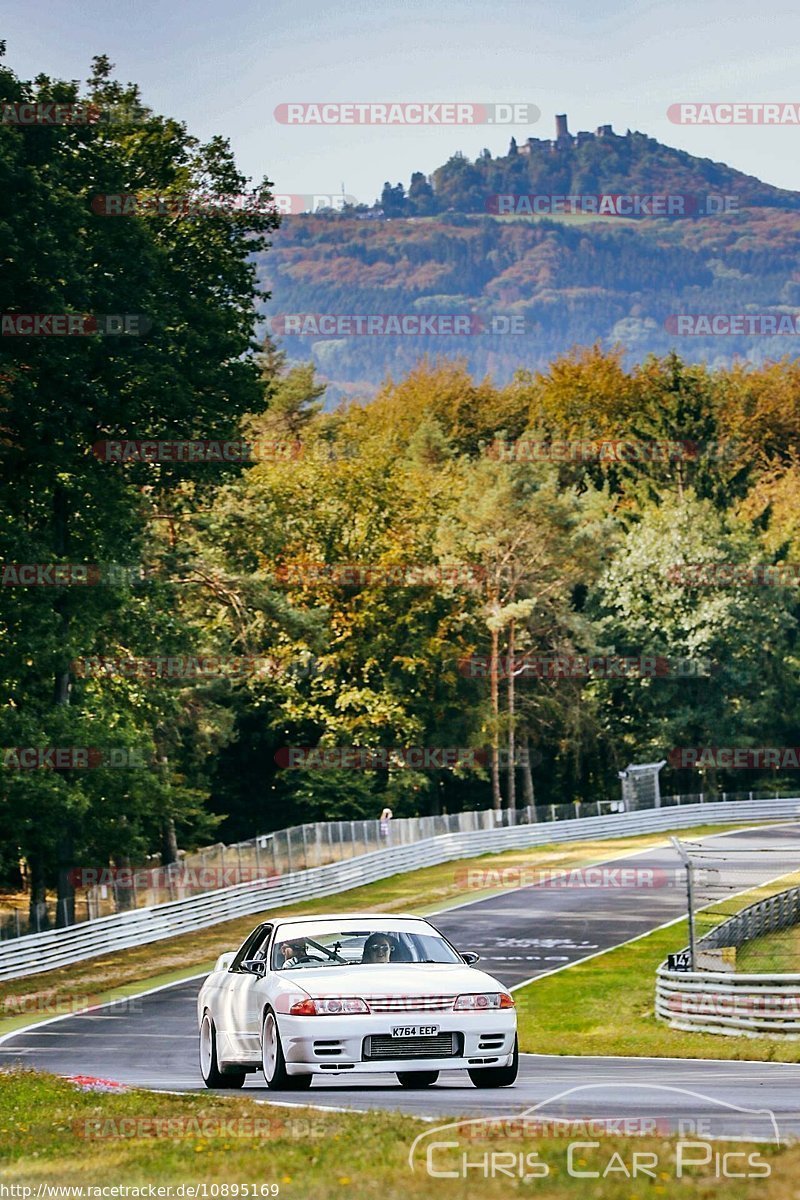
[
  {"left": 0, "top": 823, "right": 749, "bottom": 1039},
  {"left": 515, "top": 873, "right": 800, "bottom": 1062},
  {"left": 737, "top": 923, "right": 800, "bottom": 974},
  {"left": 0, "top": 1069, "right": 796, "bottom": 1197}
]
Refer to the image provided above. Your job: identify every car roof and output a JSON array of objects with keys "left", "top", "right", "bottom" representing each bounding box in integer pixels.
[{"left": 272, "top": 913, "right": 431, "bottom": 925}]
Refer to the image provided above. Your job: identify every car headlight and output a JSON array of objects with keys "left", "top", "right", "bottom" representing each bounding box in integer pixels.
[
  {"left": 289, "top": 997, "right": 370, "bottom": 1016},
  {"left": 454, "top": 992, "right": 515, "bottom": 1010}
]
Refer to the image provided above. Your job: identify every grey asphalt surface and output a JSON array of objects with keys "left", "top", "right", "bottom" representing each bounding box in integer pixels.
[{"left": 2, "top": 823, "right": 800, "bottom": 1139}]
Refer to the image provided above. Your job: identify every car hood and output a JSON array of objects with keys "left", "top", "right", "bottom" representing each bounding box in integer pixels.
[{"left": 287, "top": 962, "right": 506, "bottom": 998}]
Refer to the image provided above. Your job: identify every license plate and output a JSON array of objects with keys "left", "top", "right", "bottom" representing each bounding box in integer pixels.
[{"left": 391, "top": 1024, "right": 439, "bottom": 1038}]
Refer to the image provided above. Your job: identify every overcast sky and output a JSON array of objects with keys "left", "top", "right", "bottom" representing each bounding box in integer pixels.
[{"left": 6, "top": 0, "right": 800, "bottom": 203}]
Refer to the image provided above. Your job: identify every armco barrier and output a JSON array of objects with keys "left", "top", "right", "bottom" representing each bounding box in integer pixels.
[
  {"left": 656, "top": 880, "right": 800, "bottom": 1036},
  {"left": 656, "top": 967, "right": 800, "bottom": 1037},
  {"left": 701, "top": 884, "right": 800, "bottom": 951},
  {"left": 2, "top": 797, "right": 798, "bottom": 981}
]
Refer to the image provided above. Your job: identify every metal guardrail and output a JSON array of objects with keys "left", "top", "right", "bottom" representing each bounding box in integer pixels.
[
  {"left": 656, "top": 882, "right": 800, "bottom": 1036},
  {"left": 2, "top": 789, "right": 780, "bottom": 937},
  {"left": 702, "top": 885, "right": 800, "bottom": 951},
  {"left": 3, "top": 806, "right": 537, "bottom": 936},
  {"left": 1, "top": 796, "right": 798, "bottom": 982}
]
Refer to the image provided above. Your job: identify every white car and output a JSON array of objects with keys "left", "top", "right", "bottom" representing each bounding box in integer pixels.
[{"left": 197, "top": 913, "right": 518, "bottom": 1090}]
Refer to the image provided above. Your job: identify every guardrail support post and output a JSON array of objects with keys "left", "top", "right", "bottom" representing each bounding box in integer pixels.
[{"left": 671, "top": 836, "right": 696, "bottom": 970}]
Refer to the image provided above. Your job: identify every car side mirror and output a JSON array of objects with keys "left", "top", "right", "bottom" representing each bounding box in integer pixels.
[
  {"left": 461, "top": 951, "right": 480, "bottom": 965},
  {"left": 241, "top": 959, "right": 267, "bottom": 977}
]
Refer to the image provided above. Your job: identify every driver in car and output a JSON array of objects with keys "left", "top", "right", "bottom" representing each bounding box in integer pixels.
[
  {"left": 361, "top": 933, "right": 394, "bottom": 964},
  {"left": 280, "top": 940, "right": 309, "bottom": 968}
]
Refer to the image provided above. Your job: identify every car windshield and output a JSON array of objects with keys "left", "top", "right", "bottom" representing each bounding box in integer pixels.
[{"left": 272, "top": 926, "right": 462, "bottom": 970}]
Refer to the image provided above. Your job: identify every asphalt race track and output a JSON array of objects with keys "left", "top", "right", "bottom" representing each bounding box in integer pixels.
[{"left": 3, "top": 824, "right": 800, "bottom": 1139}]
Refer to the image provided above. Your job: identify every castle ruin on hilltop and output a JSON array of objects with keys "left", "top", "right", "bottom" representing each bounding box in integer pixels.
[{"left": 518, "top": 113, "right": 616, "bottom": 155}]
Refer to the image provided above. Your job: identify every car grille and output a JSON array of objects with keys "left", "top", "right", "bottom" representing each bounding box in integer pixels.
[
  {"left": 366, "top": 996, "right": 456, "bottom": 1013},
  {"left": 364, "top": 1033, "right": 460, "bottom": 1060}
]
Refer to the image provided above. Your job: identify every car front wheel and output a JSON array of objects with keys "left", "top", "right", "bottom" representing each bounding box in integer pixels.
[
  {"left": 467, "top": 1035, "right": 519, "bottom": 1088},
  {"left": 199, "top": 1012, "right": 246, "bottom": 1089},
  {"left": 261, "top": 1008, "right": 312, "bottom": 1090}
]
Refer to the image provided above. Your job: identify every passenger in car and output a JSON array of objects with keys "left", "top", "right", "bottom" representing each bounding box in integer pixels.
[{"left": 361, "top": 934, "right": 394, "bottom": 963}]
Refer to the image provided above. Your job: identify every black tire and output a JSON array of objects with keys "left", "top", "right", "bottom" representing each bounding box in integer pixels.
[
  {"left": 468, "top": 1035, "right": 519, "bottom": 1088},
  {"left": 261, "top": 1007, "right": 312, "bottom": 1090},
  {"left": 199, "top": 1012, "right": 246, "bottom": 1089},
  {"left": 396, "top": 1070, "right": 439, "bottom": 1088}
]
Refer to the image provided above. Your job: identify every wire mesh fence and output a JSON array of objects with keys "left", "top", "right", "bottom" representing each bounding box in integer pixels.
[
  {"left": 672, "top": 826, "right": 800, "bottom": 972},
  {"left": 0, "top": 788, "right": 794, "bottom": 939}
]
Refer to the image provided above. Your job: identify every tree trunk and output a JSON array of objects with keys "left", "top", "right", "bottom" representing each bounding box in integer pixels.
[
  {"left": 56, "top": 832, "right": 75, "bottom": 927},
  {"left": 490, "top": 622, "right": 502, "bottom": 810},
  {"left": 506, "top": 619, "right": 516, "bottom": 811},
  {"left": 53, "top": 482, "right": 75, "bottom": 926},
  {"left": 520, "top": 740, "right": 536, "bottom": 817},
  {"left": 161, "top": 815, "right": 179, "bottom": 866},
  {"left": 27, "top": 851, "right": 49, "bottom": 932},
  {"left": 115, "top": 854, "right": 136, "bottom": 912}
]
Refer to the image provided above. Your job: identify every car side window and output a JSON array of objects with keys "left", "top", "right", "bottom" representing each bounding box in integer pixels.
[
  {"left": 230, "top": 925, "right": 271, "bottom": 971},
  {"left": 250, "top": 925, "right": 274, "bottom": 962}
]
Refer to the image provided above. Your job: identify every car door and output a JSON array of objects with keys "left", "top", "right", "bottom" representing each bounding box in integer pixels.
[
  {"left": 213, "top": 924, "right": 270, "bottom": 1063},
  {"left": 225, "top": 924, "right": 274, "bottom": 1063}
]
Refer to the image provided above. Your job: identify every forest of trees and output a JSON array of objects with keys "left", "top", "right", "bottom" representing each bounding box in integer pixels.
[
  {"left": 263, "top": 126, "right": 800, "bottom": 395},
  {"left": 3, "top": 51, "right": 800, "bottom": 930},
  {"left": 381, "top": 127, "right": 800, "bottom": 217},
  {"left": 262, "top": 205, "right": 800, "bottom": 396}
]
